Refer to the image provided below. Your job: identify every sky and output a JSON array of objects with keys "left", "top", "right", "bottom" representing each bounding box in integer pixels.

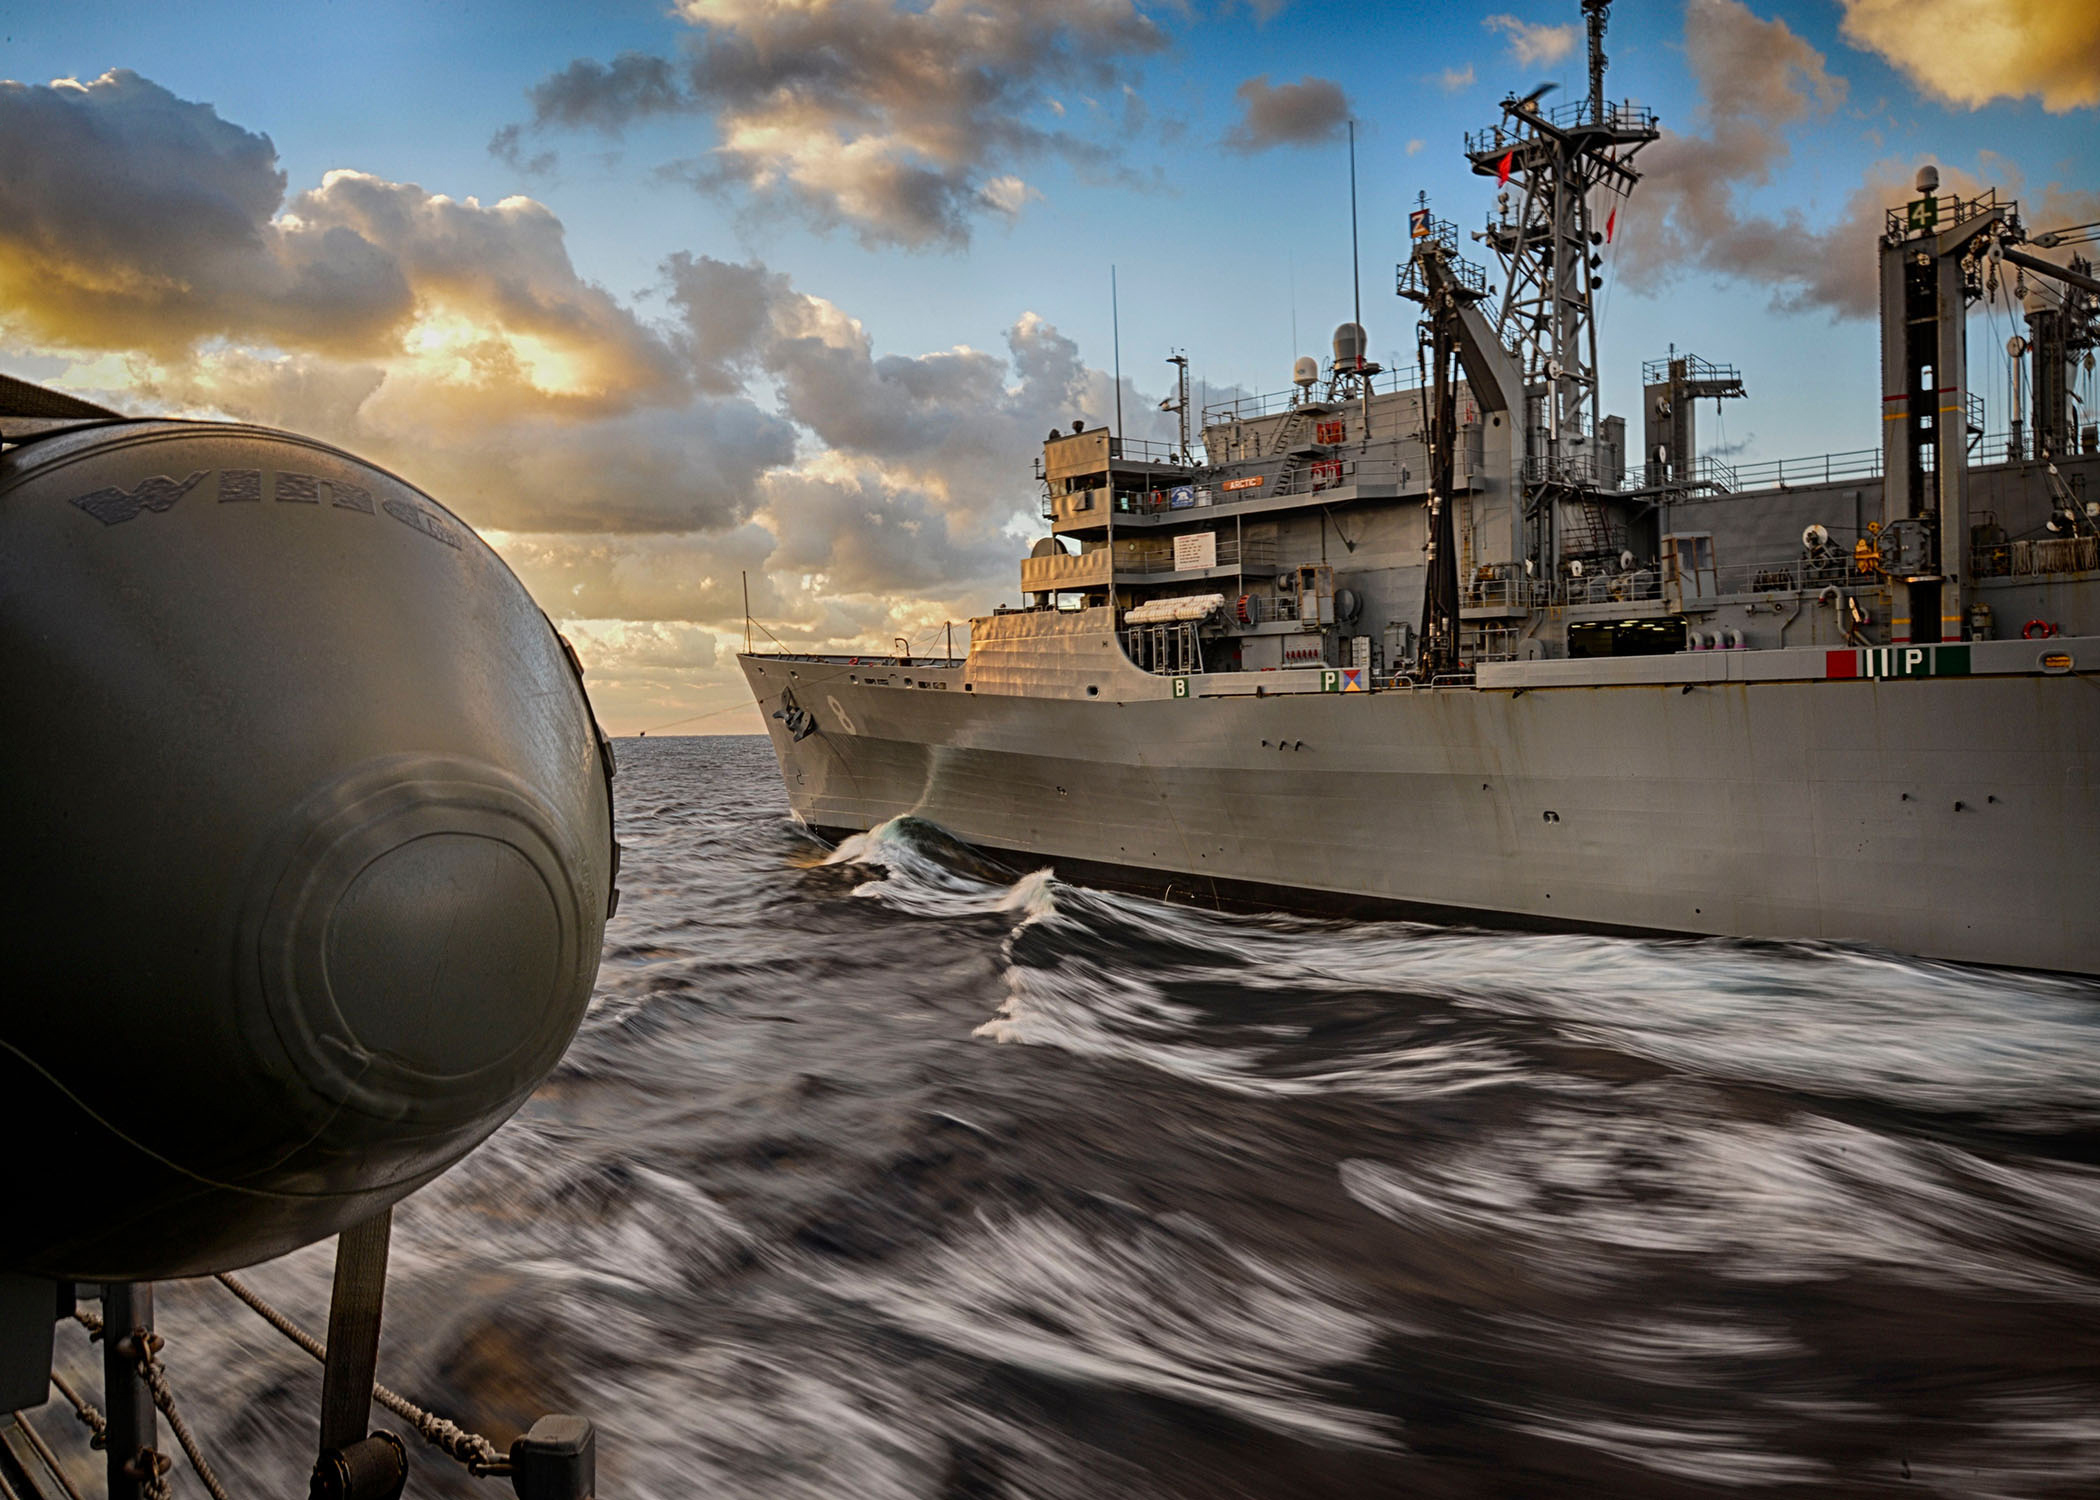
[{"left": 2, "top": 0, "right": 2094, "bottom": 734}]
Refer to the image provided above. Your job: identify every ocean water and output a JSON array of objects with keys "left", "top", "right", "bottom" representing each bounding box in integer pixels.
[{"left": 48, "top": 735, "right": 2100, "bottom": 1498}]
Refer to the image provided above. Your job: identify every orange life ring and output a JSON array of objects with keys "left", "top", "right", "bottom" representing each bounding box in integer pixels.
[{"left": 2022, "top": 619, "right": 2057, "bottom": 640}]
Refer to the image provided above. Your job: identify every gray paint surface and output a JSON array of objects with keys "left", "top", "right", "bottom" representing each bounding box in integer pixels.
[{"left": 744, "top": 638, "right": 2100, "bottom": 975}]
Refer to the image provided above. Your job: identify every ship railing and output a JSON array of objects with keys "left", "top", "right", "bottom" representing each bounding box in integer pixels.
[
  {"left": 1119, "top": 450, "right": 1429, "bottom": 511},
  {"left": 1625, "top": 430, "right": 2090, "bottom": 495},
  {"left": 1276, "top": 452, "right": 1420, "bottom": 497},
  {"left": 1551, "top": 98, "right": 1658, "bottom": 132},
  {"left": 1202, "top": 367, "right": 1424, "bottom": 425},
  {"left": 1884, "top": 186, "right": 2010, "bottom": 241},
  {"left": 1460, "top": 622, "right": 1520, "bottom": 663},
  {"left": 1707, "top": 554, "right": 1854, "bottom": 597},
  {"left": 1465, "top": 101, "right": 1656, "bottom": 159},
  {"left": 1465, "top": 573, "right": 1548, "bottom": 610},
  {"left": 1398, "top": 254, "right": 1488, "bottom": 299},
  {"left": 1640, "top": 353, "right": 1743, "bottom": 387},
  {"left": 1627, "top": 446, "right": 1884, "bottom": 495},
  {"left": 1558, "top": 570, "right": 1663, "bottom": 605},
  {"left": 1115, "top": 537, "right": 1278, "bottom": 574},
  {"left": 1974, "top": 534, "right": 2100, "bottom": 578},
  {"left": 1106, "top": 434, "right": 1204, "bottom": 465},
  {"left": 1526, "top": 452, "right": 1616, "bottom": 488}
]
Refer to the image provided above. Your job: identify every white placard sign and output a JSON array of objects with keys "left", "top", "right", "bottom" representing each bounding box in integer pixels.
[{"left": 1173, "top": 532, "right": 1218, "bottom": 571}]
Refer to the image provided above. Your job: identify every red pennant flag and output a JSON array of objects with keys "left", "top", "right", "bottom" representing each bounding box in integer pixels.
[
  {"left": 1605, "top": 206, "right": 1616, "bottom": 243},
  {"left": 1497, "top": 151, "right": 1513, "bottom": 186}
]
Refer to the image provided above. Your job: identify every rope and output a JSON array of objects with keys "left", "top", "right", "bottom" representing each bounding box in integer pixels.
[
  {"left": 135, "top": 1349, "right": 231, "bottom": 1500},
  {"left": 213, "top": 1274, "right": 508, "bottom": 1475},
  {"left": 637, "top": 697, "right": 758, "bottom": 736},
  {"left": 48, "top": 1371, "right": 106, "bottom": 1452},
  {"left": 70, "top": 1306, "right": 209, "bottom": 1500}
]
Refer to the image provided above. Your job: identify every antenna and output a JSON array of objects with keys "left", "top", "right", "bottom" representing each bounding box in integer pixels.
[
  {"left": 1584, "top": 0, "right": 1609, "bottom": 124},
  {"left": 1465, "top": 0, "right": 1655, "bottom": 573},
  {"left": 1163, "top": 350, "right": 1192, "bottom": 463},
  {"left": 1111, "top": 264, "right": 1124, "bottom": 440},
  {"left": 1289, "top": 252, "right": 1299, "bottom": 367},
  {"left": 1349, "top": 120, "right": 1362, "bottom": 359}
]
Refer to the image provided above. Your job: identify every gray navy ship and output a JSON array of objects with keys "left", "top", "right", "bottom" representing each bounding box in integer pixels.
[{"left": 744, "top": 1, "right": 2100, "bottom": 976}]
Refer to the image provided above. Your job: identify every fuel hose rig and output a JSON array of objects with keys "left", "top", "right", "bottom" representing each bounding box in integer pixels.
[{"left": 0, "top": 374, "right": 620, "bottom": 1500}]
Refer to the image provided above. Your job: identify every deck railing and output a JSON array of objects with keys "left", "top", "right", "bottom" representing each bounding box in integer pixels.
[{"left": 1973, "top": 534, "right": 2100, "bottom": 577}]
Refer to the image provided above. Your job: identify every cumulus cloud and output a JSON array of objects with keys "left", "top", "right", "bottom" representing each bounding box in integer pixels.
[
  {"left": 0, "top": 70, "right": 682, "bottom": 412},
  {"left": 1838, "top": 0, "right": 2100, "bottom": 114},
  {"left": 0, "top": 69, "right": 1153, "bottom": 730},
  {"left": 1614, "top": 0, "right": 1871, "bottom": 314},
  {"left": 504, "top": 0, "right": 1168, "bottom": 247},
  {"left": 763, "top": 465, "right": 1015, "bottom": 595},
  {"left": 1223, "top": 75, "right": 1351, "bottom": 152},
  {"left": 495, "top": 526, "right": 782, "bottom": 625},
  {"left": 130, "top": 346, "right": 793, "bottom": 533},
  {"left": 667, "top": 254, "right": 1104, "bottom": 507},
  {"left": 1484, "top": 14, "right": 1580, "bottom": 67},
  {"left": 1438, "top": 64, "right": 1477, "bottom": 94},
  {"left": 1615, "top": 0, "right": 2097, "bottom": 320},
  {"left": 0, "top": 71, "right": 408, "bottom": 355}
]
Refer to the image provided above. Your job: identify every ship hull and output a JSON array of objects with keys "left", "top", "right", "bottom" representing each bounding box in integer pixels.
[{"left": 742, "top": 652, "right": 2100, "bottom": 975}]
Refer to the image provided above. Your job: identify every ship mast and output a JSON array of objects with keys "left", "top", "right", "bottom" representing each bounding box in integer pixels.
[{"left": 1468, "top": 0, "right": 1656, "bottom": 573}]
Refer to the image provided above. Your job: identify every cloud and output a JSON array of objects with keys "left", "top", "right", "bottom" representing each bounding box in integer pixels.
[
  {"left": 0, "top": 71, "right": 682, "bottom": 413},
  {"left": 487, "top": 123, "right": 559, "bottom": 178},
  {"left": 525, "top": 51, "right": 683, "bottom": 132},
  {"left": 667, "top": 254, "right": 1104, "bottom": 508},
  {"left": 1484, "top": 14, "right": 1580, "bottom": 67},
  {"left": 1615, "top": 0, "right": 1872, "bottom": 314},
  {"left": 0, "top": 71, "right": 408, "bottom": 356},
  {"left": 763, "top": 465, "right": 1016, "bottom": 596},
  {"left": 1837, "top": 0, "right": 2100, "bottom": 114},
  {"left": 565, "top": 619, "right": 720, "bottom": 673},
  {"left": 1438, "top": 64, "right": 1477, "bottom": 94},
  {"left": 1406, "top": 138, "right": 1425, "bottom": 156},
  {"left": 504, "top": 0, "right": 1168, "bottom": 247},
  {"left": 1615, "top": 0, "right": 2096, "bottom": 321},
  {"left": 0, "top": 70, "right": 1165, "bottom": 731},
  {"left": 495, "top": 526, "right": 782, "bottom": 625},
  {"left": 133, "top": 346, "right": 794, "bottom": 534},
  {"left": 1223, "top": 75, "right": 1351, "bottom": 152}
]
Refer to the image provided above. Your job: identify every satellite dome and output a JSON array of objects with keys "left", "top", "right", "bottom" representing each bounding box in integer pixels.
[
  {"left": 1915, "top": 163, "right": 1940, "bottom": 194},
  {"left": 1332, "top": 322, "right": 1368, "bottom": 368},
  {"left": 1293, "top": 355, "right": 1320, "bottom": 389}
]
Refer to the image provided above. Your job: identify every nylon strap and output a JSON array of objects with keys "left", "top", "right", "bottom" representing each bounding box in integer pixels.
[{"left": 317, "top": 1209, "right": 392, "bottom": 1453}]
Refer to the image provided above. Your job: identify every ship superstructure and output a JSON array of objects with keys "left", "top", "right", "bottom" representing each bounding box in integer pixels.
[{"left": 744, "top": 2, "right": 2100, "bottom": 974}]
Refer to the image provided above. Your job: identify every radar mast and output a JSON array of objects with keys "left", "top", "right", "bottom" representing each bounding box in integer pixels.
[{"left": 1468, "top": 0, "right": 1657, "bottom": 566}]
